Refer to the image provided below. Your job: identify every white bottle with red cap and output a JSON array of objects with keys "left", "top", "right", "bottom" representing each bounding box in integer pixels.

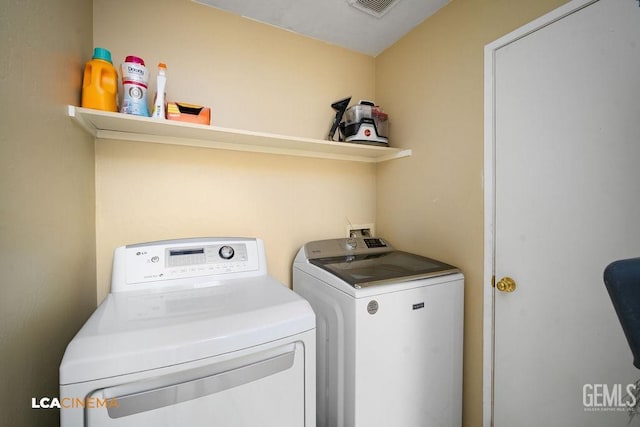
[{"left": 120, "top": 55, "right": 150, "bottom": 117}]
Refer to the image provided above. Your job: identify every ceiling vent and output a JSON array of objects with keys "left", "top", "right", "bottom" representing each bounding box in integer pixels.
[{"left": 347, "top": 0, "right": 401, "bottom": 18}]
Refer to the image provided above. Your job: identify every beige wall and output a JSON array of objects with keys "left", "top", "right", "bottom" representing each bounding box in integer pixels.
[
  {"left": 92, "top": 0, "right": 377, "bottom": 301},
  {"left": 0, "top": 0, "right": 96, "bottom": 425},
  {"left": 375, "top": 0, "right": 568, "bottom": 425}
]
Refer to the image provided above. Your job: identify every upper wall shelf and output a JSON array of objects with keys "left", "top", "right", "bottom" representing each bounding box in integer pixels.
[{"left": 68, "top": 106, "right": 412, "bottom": 163}]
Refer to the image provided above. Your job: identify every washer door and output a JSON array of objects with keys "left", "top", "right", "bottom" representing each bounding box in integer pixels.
[{"left": 85, "top": 343, "right": 305, "bottom": 427}]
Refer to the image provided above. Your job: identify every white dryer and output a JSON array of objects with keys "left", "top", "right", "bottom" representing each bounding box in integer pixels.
[
  {"left": 60, "top": 237, "right": 315, "bottom": 427},
  {"left": 293, "top": 237, "right": 463, "bottom": 427}
]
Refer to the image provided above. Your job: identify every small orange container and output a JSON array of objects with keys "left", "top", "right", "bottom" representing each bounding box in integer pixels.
[
  {"left": 167, "top": 102, "right": 211, "bottom": 125},
  {"left": 81, "top": 48, "right": 118, "bottom": 112}
]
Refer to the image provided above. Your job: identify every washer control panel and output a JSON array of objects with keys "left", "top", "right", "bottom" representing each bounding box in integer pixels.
[
  {"left": 305, "top": 237, "right": 392, "bottom": 260},
  {"left": 165, "top": 244, "right": 248, "bottom": 268},
  {"left": 117, "top": 238, "right": 262, "bottom": 287}
]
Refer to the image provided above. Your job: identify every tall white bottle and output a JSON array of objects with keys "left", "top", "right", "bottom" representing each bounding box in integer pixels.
[
  {"left": 120, "top": 55, "right": 150, "bottom": 116},
  {"left": 151, "top": 63, "right": 167, "bottom": 119}
]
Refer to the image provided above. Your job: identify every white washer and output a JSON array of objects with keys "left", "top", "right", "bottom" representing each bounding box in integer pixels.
[
  {"left": 60, "top": 237, "right": 315, "bottom": 427},
  {"left": 293, "top": 237, "right": 463, "bottom": 427}
]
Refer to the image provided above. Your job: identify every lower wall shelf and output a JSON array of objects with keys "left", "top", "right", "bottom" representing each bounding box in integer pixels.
[{"left": 68, "top": 106, "right": 412, "bottom": 163}]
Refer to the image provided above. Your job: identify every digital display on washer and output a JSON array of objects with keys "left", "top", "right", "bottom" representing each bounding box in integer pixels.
[
  {"left": 363, "top": 238, "right": 387, "bottom": 248},
  {"left": 309, "top": 250, "right": 459, "bottom": 288},
  {"left": 167, "top": 247, "right": 207, "bottom": 267},
  {"left": 169, "top": 249, "right": 205, "bottom": 256}
]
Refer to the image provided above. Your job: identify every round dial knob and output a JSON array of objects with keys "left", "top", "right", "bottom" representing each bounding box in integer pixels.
[{"left": 219, "top": 246, "right": 235, "bottom": 260}]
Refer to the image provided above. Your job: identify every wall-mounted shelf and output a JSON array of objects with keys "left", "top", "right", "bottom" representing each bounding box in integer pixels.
[{"left": 68, "top": 106, "right": 411, "bottom": 163}]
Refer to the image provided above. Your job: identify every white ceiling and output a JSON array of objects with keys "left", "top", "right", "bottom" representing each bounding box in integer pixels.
[{"left": 193, "top": 0, "right": 450, "bottom": 57}]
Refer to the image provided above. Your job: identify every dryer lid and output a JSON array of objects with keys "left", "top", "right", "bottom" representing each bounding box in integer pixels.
[
  {"left": 60, "top": 276, "right": 314, "bottom": 385},
  {"left": 309, "top": 250, "right": 459, "bottom": 288}
]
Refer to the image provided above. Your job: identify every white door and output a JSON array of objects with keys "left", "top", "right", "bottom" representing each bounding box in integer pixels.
[{"left": 486, "top": 0, "right": 640, "bottom": 425}]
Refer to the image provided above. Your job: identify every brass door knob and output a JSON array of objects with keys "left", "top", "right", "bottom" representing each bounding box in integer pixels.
[{"left": 496, "top": 277, "right": 517, "bottom": 293}]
